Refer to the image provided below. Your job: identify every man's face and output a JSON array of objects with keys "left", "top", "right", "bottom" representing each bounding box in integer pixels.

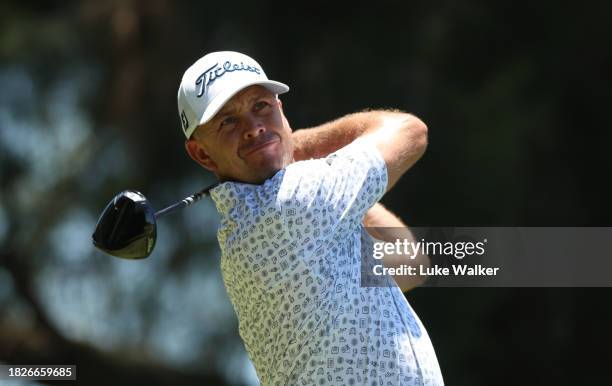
[{"left": 185, "top": 85, "right": 294, "bottom": 184}]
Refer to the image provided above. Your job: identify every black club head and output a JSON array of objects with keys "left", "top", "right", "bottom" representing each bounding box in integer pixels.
[{"left": 92, "top": 190, "right": 157, "bottom": 259}]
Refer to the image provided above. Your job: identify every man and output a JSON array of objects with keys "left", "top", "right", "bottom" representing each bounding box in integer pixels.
[{"left": 178, "top": 51, "right": 443, "bottom": 385}]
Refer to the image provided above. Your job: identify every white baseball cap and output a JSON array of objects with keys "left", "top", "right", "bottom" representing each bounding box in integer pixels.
[{"left": 177, "top": 51, "right": 289, "bottom": 138}]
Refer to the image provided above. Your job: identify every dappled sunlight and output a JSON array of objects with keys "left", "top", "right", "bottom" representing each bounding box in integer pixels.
[{"left": 1, "top": 2, "right": 610, "bottom": 386}]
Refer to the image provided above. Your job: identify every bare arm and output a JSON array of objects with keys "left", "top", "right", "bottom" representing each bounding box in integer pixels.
[
  {"left": 292, "top": 110, "right": 428, "bottom": 191},
  {"left": 363, "top": 203, "right": 430, "bottom": 292}
]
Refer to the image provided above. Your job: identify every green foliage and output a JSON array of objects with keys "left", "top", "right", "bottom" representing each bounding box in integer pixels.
[{"left": 1, "top": 1, "right": 610, "bottom": 385}]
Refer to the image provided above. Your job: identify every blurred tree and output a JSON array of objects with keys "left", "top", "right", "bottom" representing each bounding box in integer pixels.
[{"left": 1, "top": 1, "right": 611, "bottom": 385}]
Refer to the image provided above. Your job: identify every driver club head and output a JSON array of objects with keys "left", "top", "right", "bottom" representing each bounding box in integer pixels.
[{"left": 92, "top": 190, "right": 157, "bottom": 259}]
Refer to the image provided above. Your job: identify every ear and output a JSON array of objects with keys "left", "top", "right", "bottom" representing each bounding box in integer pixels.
[
  {"left": 275, "top": 98, "right": 292, "bottom": 130},
  {"left": 185, "top": 138, "right": 218, "bottom": 173}
]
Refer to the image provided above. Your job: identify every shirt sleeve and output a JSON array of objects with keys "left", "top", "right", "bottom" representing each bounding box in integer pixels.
[{"left": 277, "top": 138, "right": 388, "bottom": 234}]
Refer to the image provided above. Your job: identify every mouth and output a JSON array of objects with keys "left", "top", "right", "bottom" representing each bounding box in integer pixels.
[{"left": 241, "top": 137, "right": 280, "bottom": 157}]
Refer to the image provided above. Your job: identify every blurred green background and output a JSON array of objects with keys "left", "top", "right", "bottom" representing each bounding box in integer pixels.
[{"left": 1, "top": 1, "right": 611, "bottom": 385}]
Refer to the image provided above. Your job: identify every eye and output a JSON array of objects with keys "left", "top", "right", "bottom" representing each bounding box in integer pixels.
[
  {"left": 254, "top": 100, "right": 270, "bottom": 112},
  {"left": 219, "top": 116, "right": 237, "bottom": 129}
]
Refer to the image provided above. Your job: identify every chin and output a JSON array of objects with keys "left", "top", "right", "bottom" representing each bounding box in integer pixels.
[
  {"left": 248, "top": 156, "right": 291, "bottom": 183},
  {"left": 252, "top": 165, "right": 283, "bottom": 184},
  {"left": 236, "top": 148, "right": 291, "bottom": 184}
]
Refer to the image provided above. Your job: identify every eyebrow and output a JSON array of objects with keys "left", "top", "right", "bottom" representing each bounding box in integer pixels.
[
  {"left": 215, "top": 107, "right": 236, "bottom": 120},
  {"left": 215, "top": 93, "right": 271, "bottom": 119}
]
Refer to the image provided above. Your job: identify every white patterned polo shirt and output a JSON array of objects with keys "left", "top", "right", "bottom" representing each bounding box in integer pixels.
[{"left": 210, "top": 138, "right": 444, "bottom": 386}]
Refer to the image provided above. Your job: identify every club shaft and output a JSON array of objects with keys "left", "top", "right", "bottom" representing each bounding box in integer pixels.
[{"left": 154, "top": 184, "right": 217, "bottom": 218}]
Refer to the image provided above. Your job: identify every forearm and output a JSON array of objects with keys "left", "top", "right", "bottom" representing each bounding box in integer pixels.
[
  {"left": 292, "top": 110, "right": 408, "bottom": 161},
  {"left": 293, "top": 109, "right": 428, "bottom": 193},
  {"left": 364, "top": 203, "right": 430, "bottom": 291}
]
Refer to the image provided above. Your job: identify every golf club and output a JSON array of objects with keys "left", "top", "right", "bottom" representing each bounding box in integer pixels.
[{"left": 92, "top": 184, "right": 217, "bottom": 259}]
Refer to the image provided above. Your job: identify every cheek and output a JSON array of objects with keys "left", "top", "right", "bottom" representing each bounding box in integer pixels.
[
  {"left": 213, "top": 133, "right": 242, "bottom": 163},
  {"left": 269, "top": 112, "right": 287, "bottom": 133}
]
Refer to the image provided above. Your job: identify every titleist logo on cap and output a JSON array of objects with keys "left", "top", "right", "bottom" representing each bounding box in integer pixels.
[
  {"left": 177, "top": 51, "right": 288, "bottom": 139},
  {"left": 195, "top": 61, "right": 262, "bottom": 97}
]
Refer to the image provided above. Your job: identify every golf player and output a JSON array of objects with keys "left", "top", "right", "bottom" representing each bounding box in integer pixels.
[{"left": 178, "top": 51, "right": 443, "bottom": 385}]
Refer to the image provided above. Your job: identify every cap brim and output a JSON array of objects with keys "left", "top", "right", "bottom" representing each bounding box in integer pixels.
[{"left": 197, "top": 80, "right": 289, "bottom": 128}]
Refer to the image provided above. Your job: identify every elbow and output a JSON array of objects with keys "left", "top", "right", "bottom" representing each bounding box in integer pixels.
[
  {"left": 414, "top": 116, "right": 429, "bottom": 155},
  {"left": 402, "top": 115, "right": 428, "bottom": 159}
]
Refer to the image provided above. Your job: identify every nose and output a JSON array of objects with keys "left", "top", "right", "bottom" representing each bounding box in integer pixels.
[{"left": 242, "top": 115, "right": 266, "bottom": 140}]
